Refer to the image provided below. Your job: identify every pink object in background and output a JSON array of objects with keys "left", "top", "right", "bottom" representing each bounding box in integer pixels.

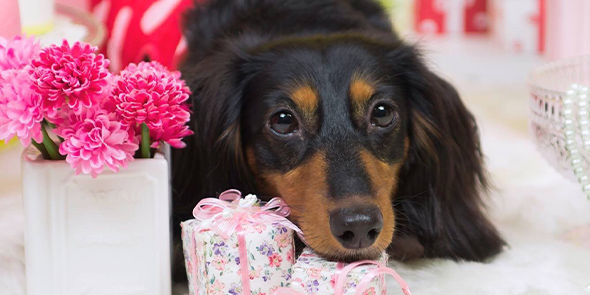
[
  {"left": 0, "top": 0, "right": 22, "bottom": 38},
  {"left": 415, "top": 0, "right": 489, "bottom": 34},
  {"left": 545, "top": 0, "right": 590, "bottom": 60},
  {"left": 89, "top": 0, "right": 198, "bottom": 72},
  {"left": 56, "top": 0, "right": 89, "bottom": 11},
  {"left": 490, "top": 0, "right": 545, "bottom": 54}
]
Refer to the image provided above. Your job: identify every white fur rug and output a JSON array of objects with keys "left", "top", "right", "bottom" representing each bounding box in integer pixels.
[
  {"left": 388, "top": 123, "right": 590, "bottom": 295},
  {"left": 2, "top": 38, "right": 590, "bottom": 295}
]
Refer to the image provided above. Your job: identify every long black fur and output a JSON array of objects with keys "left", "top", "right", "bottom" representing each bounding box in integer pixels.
[{"left": 172, "top": 0, "right": 505, "bottom": 275}]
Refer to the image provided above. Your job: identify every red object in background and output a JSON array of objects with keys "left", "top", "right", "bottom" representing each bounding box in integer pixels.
[
  {"left": 89, "top": 0, "right": 201, "bottom": 72},
  {"left": 465, "top": 0, "right": 489, "bottom": 33},
  {"left": 415, "top": 0, "right": 489, "bottom": 34},
  {"left": 535, "top": 0, "right": 545, "bottom": 53},
  {"left": 415, "top": 0, "right": 446, "bottom": 34},
  {"left": 490, "top": 0, "right": 545, "bottom": 54}
]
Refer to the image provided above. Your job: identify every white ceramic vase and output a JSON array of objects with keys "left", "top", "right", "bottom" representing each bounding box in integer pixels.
[{"left": 21, "top": 146, "right": 172, "bottom": 295}]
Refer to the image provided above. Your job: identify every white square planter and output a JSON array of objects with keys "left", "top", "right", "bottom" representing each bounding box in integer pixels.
[{"left": 21, "top": 146, "right": 171, "bottom": 295}]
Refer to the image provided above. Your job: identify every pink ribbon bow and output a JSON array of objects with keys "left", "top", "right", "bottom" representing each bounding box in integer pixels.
[
  {"left": 272, "top": 260, "right": 411, "bottom": 295},
  {"left": 193, "top": 189, "right": 303, "bottom": 238},
  {"left": 192, "top": 189, "right": 303, "bottom": 295}
]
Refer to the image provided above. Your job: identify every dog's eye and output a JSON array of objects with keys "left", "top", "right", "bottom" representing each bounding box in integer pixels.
[
  {"left": 370, "top": 104, "right": 396, "bottom": 128},
  {"left": 270, "top": 112, "right": 299, "bottom": 135}
]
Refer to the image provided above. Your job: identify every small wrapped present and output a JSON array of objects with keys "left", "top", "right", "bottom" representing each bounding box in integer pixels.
[
  {"left": 285, "top": 248, "right": 411, "bottom": 295},
  {"left": 181, "top": 189, "right": 301, "bottom": 295}
]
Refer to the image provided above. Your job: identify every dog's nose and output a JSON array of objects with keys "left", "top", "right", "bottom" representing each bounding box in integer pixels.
[{"left": 329, "top": 206, "right": 383, "bottom": 249}]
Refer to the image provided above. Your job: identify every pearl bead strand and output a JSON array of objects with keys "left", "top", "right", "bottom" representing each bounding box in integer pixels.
[{"left": 564, "top": 84, "right": 590, "bottom": 198}]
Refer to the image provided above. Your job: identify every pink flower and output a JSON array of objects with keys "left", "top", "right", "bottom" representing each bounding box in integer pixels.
[
  {"left": 330, "top": 274, "right": 338, "bottom": 287},
  {"left": 251, "top": 223, "right": 266, "bottom": 234},
  {"left": 208, "top": 280, "right": 225, "bottom": 295},
  {"left": 361, "top": 287, "right": 377, "bottom": 295},
  {"left": 55, "top": 109, "right": 138, "bottom": 177},
  {"left": 0, "top": 36, "right": 40, "bottom": 71},
  {"left": 211, "top": 256, "right": 227, "bottom": 271},
  {"left": 268, "top": 253, "right": 283, "bottom": 268},
  {"left": 0, "top": 70, "right": 43, "bottom": 146},
  {"left": 249, "top": 265, "right": 263, "bottom": 279},
  {"left": 29, "top": 40, "right": 111, "bottom": 118},
  {"left": 306, "top": 268, "right": 322, "bottom": 279},
  {"left": 108, "top": 61, "right": 192, "bottom": 148},
  {"left": 275, "top": 232, "right": 291, "bottom": 248}
]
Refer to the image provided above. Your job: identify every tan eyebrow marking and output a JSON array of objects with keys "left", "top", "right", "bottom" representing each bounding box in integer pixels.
[
  {"left": 350, "top": 78, "right": 376, "bottom": 107},
  {"left": 349, "top": 76, "right": 377, "bottom": 122},
  {"left": 290, "top": 84, "right": 319, "bottom": 113}
]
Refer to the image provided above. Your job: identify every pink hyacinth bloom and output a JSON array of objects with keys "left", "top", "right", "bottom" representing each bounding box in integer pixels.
[
  {"left": 29, "top": 40, "right": 111, "bottom": 119},
  {"left": 55, "top": 109, "right": 139, "bottom": 178},
  {"left": 0, "top": 36, "right": 40, "bottom": 71},
  {"left": 108, "top": 61, "right": 193, "bottom": 148},
  {"left": 0, "top": 70, "right": 44, "bottom": 146}
]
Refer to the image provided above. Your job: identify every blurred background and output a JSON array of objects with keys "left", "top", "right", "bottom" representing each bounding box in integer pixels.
[
  {"left": 1, "top": 0, "right": 586, "bottom": 150},
  {"left": 2, "top": 0, "right": 590, "bottom": 294}
]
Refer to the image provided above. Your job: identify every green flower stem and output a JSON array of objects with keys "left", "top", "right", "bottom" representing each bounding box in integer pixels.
[
  {"left": 41, "top": 124, "right": 63, "bottom": 160},
  {"left": 140, "top": 123, "right": 152, "bottom": 159},
  {"left": 31, "top": 140, "right": 51, "bottom": 159}
]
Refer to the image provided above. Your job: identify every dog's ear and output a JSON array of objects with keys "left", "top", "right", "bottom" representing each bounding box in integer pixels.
[
  {"left": 394, "top": 49, "right": 506, "bottom": 261},
  {"left": 172, "top": 38, "right": 260, "bottom": 219}
]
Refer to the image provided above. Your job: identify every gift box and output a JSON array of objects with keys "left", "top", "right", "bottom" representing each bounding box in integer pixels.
[
  {"left": 490, "top": 0, "right": 545, "bottom": 53},
  {"left": 181, "top": 190, "right": 300, "bottom": 295},
  {"left": 415, "top": 0, "right": 490, "bottom": 34},
  {"left": 287, "top": 249, "right": 411, "bottom": 295}
]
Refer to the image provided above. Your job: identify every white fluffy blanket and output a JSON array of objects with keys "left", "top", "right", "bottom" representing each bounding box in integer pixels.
[
  {"left": 2, "top": 38, "right": 590, "bottom": 294},
  {"left": 388, "top": 123, "right": 590, "bottom": 295}
]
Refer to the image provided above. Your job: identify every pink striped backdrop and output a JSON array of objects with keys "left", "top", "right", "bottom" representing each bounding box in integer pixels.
[{"left": 545, "top": 0, "right": 590, "bottom": 60}]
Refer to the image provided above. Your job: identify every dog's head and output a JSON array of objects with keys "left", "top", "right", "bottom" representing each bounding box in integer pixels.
[
  {"left": 241, "top": 35, "right": 412, "bottom": 261},
  {"left": 179, "top": 33, "right": 485, "bottom": 261}
]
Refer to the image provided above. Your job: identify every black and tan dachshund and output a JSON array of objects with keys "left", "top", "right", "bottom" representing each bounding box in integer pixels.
[{"left": 172, "top": 0, "right": 505, "bottom": 270}]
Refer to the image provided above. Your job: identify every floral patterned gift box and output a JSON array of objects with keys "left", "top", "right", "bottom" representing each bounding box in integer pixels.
[
  {"left": 181, "top": 190, "right": 300, "bottom": 295},
  {"left": 287, "top": 248, "right": 411, "bottom": 295}
]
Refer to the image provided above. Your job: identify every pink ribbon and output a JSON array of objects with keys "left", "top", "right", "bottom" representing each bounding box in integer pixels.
[
  {"left": 272, "top": 260, "right": 411, "bottom": 295},
  {"left": 192, "top": 189, "right": 303, "bottom": 295},
  {"left": 335, "top": 260, "right": 412, "bottom": 295},
  {"left": 193, "top": 189, "right": 302, "bottom": 239},
  {"left": 236, "top": 225, "right": 251, "bottom": 295}
]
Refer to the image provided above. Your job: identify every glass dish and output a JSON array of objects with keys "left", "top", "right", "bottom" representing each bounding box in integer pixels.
[{"left": 529, "top": 56, "right": 590, "bottom": 197}]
